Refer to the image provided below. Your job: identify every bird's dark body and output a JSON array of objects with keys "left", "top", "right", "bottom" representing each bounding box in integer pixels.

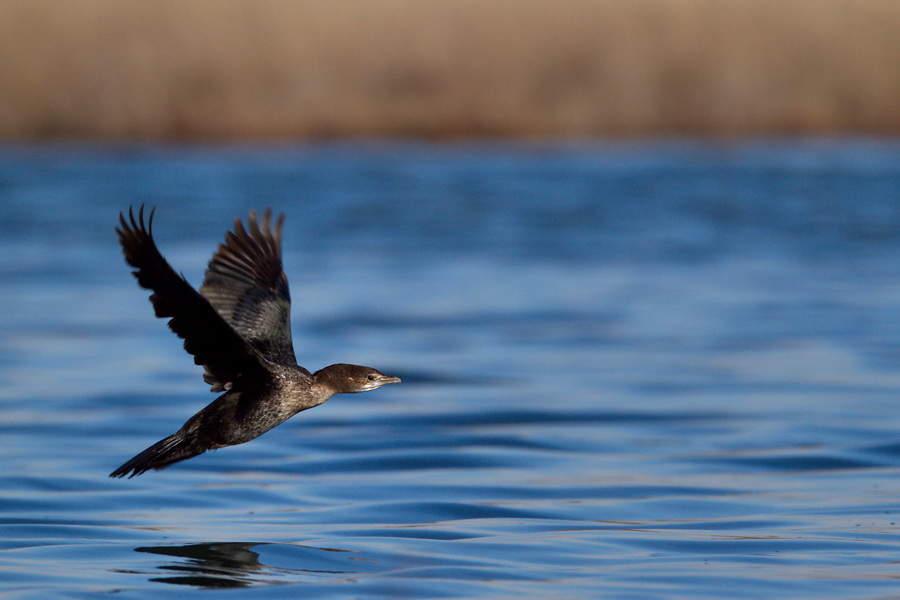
[{"left": 110, "top": 207, "right": 400, "bottom": 478}]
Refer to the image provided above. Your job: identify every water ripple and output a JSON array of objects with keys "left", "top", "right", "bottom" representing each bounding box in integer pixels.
[{"left": 1, "top": 141, "right": 900, "bottom": 598}]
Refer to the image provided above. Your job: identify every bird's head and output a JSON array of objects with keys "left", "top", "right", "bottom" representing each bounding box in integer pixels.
[{"left": 314, "top": 363, "right": 401, "bottom": 394}]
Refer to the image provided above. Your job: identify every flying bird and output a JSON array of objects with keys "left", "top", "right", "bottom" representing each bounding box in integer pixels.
[{"left": 110, "top": 206, "right": 400, "bottom": 478}]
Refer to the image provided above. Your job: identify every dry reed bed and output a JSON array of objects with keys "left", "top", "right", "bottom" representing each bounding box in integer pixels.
[{"left": 0, "top": 0, "right": 898, "bottom": 139}]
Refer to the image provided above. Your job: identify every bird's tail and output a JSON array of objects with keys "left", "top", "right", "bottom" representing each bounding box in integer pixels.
[{"left": 109, "top": 431, "right": 205, "bottom": 478}]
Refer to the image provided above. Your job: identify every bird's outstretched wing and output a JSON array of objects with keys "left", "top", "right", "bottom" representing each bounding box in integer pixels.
[
  {"left": 199, "top": 209, "right": 298, "bottom": 367},
  {"left": 117, "top": 206, "right": 271, "bottom": 393}
]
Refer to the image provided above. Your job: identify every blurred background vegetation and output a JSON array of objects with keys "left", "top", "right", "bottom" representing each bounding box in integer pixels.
[{"left": 1, "top": 0, "right": 897, "bottom": 140}]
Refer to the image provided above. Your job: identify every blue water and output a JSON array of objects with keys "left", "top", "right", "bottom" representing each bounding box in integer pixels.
[{"left": 1, "top": 139, "right": 899, "bottom": 598}]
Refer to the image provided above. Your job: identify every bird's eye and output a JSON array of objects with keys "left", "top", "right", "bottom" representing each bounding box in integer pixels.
[{"left": 367, "top": 374, "right": 376, "bottom": 381}]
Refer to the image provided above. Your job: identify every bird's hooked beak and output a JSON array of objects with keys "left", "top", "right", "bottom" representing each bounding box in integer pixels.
[{"left": 376, "top": 374, "right": 402, "bottom": 386}]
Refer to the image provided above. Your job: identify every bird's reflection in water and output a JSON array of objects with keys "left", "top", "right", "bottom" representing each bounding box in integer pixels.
[{"left": 135, "top": 541, "right": 359, "bottom": 588}]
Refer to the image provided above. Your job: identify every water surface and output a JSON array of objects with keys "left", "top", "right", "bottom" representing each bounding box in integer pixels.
[{"left": 1, "top": 139, "right": 899, "bottom": 598}]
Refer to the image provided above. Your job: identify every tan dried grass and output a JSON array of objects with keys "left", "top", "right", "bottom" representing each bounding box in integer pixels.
[{"left": 0, "top": 0, "right": 897, "bottom": 139}]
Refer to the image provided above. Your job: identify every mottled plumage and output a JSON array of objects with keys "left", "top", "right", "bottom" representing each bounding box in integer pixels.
[{"left": 110, "top": 207, "right": 400, "bottom": 478}]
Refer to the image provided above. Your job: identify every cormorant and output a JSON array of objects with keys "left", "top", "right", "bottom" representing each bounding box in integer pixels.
[{"left": 110, "top": 206, "right": 400, "bottom": 478}]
